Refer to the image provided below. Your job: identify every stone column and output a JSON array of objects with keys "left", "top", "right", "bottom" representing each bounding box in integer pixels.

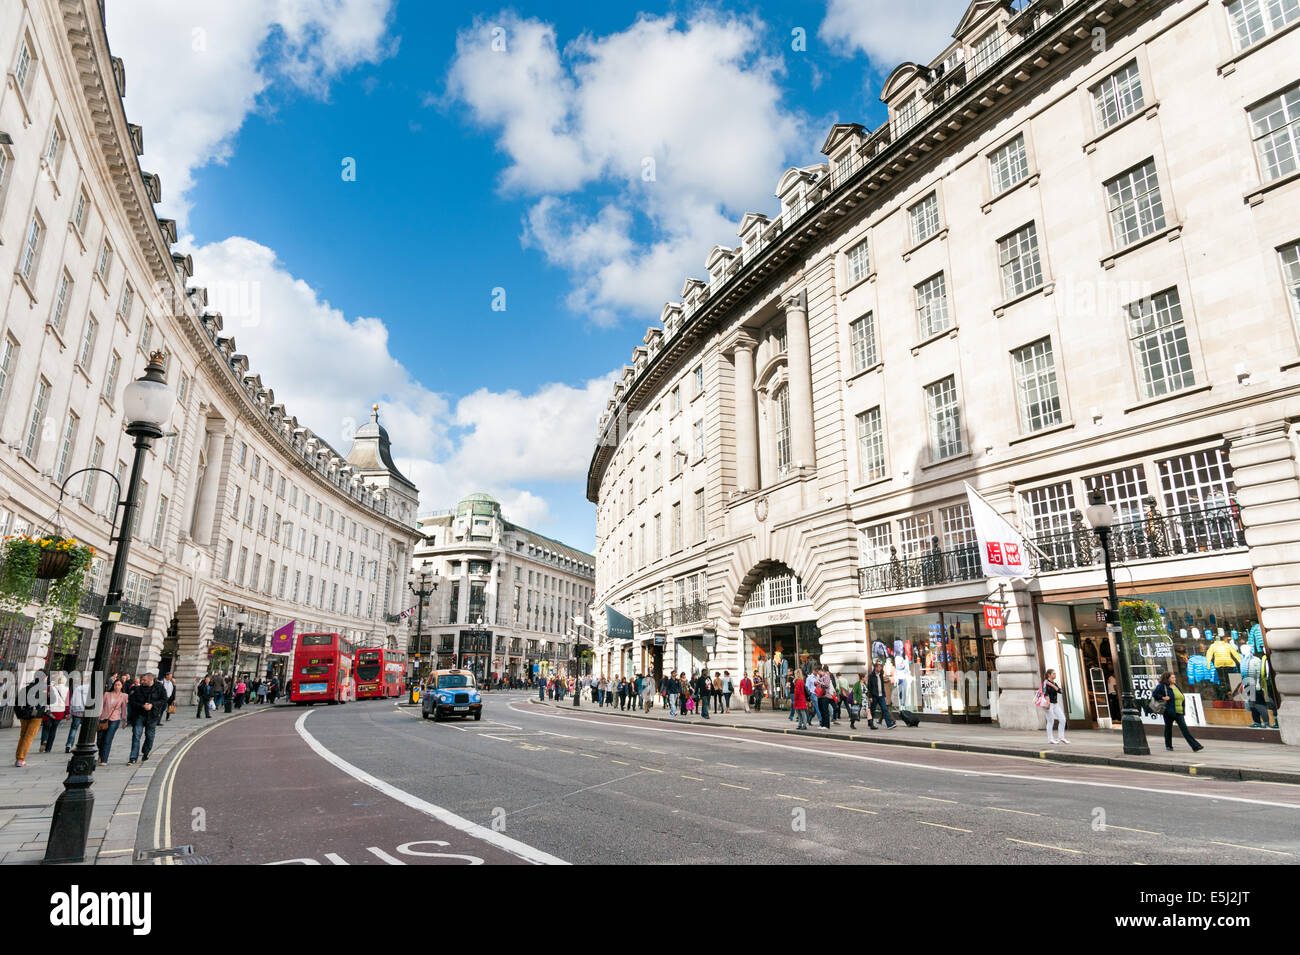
[
  {"left": 190, "top": 425, "right": 227, "bottom": 545},
  {"left": 731, "top": 334, "right": 760, "bottom": 492},
  {"left": 1227, "top": 422, "right": 1300, "bottom": 745},
  {"left": 782, "top": 290, "right": 815, "bottom": 469}
]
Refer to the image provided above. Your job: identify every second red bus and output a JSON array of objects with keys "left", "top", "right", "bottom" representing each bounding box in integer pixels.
[{"left": 355, "top": 647, "right": 406, "bottom": 699}]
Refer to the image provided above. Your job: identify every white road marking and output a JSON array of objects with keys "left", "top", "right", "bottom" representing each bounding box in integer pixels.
[
  {"left": 325, "top": 852, "right": 350, "bottom": 865},
  {"left": 507, "top": 701, "right": 1300, "bottom": 811},
  {"left": 295, "top": 710, "right": 568, "bottom": 865},
  {"left": 367, "top": 846, "right": 407, "bottom": 864}
]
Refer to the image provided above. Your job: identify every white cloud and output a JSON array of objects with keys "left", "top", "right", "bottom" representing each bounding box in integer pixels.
[
  {"left": 107, "top": 0, "right": 397, "bottom": 225},
  {"left": 819, "top": 0, "right": 971, "bottom": 68},
  {"left": 447, "top": 11, "right": 812, "bottom": 323},
  {"left": 189, "top": 237, "right": 608, "bottom": 531}
]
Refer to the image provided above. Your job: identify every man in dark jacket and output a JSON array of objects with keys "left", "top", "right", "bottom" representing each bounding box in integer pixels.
[
  {"left": 694, "top": 671, "right": 711, "bottom": 719},
  {"left": 866, "top": 662, "right": 896, "bottom": 729},
  {"left": 195, "top": 676, "right": 214, "bottom": 718},
  {"left": 127, "top": 672, "right": 170, "bottom": 763}
]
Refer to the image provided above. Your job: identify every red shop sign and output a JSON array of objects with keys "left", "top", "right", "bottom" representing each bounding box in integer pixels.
[{"left": 982, "top": 604, "right": 1004, "bottom": 630}]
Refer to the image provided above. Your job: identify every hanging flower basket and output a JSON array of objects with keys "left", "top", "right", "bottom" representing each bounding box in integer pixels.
[
  {"left": 36, "top": 549, "right": 74, "bottom": 580},
  {"left": 1, "top": 534, "right": 97, "bottom": 655}
]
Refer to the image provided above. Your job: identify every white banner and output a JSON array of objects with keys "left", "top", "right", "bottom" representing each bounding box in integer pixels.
[{"left": 964, "top": 483, "right": 1031, "bottom": 579}]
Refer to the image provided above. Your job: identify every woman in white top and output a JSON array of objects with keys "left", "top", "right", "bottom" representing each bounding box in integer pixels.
[
  {"left": 39, "top": 675, "right": 70, "bottom": 753},
  {"left": 65, "top": 677, "right": 92, "bottom": 752}
]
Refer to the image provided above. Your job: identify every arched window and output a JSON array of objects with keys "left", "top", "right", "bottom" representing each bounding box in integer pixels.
[{"left": 774, "top": 384, "right": 791, "bottom": 476}]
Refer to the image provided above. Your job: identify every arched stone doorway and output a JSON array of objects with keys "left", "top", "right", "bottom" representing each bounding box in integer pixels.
[{"left": 732, "top": 561, "right": 821, "bottom": 709}]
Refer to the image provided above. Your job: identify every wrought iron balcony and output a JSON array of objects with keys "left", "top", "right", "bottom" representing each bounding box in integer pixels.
[
  {"left": 119, "top": 601, "right": 152, "bottom": 629},
  {"left": 858, "top": 504, "right": 1247, "bottom": 596},
  {"left": 671, "top": 600, "right": 708, "bottom": 626},
  {"left": 79, "top": 589, "right": 106, "bottom": 617},
  {"left": 1029, "top": 503, "right": 1246, "bottom": 573},
  {"left": 636, "top": 609, "right": 664, "bottom": 632},
  {"left": 858, "top": 543, "right": 983, "bottom": 596}
]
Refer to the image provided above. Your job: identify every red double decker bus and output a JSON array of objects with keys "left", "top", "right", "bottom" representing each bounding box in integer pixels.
[
  {"left": 355, "top": 648, "right": 406, "bottom": 699},
  {"left": 290, "top": 632, "right": 355, "bottom": 705}
]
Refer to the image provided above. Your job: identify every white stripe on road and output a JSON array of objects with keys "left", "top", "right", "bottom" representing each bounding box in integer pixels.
[
  {"left": 507, "top": 702, "right": 1300, "bottom": 811},
  {"left": 295, "top": 710, "right": 568, "bottom": 866}
]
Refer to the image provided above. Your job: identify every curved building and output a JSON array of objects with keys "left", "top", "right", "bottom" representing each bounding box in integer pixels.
[
  {"left": 0, "top": 2, "right": 421, "bottom": 693},
  {"left": 589, "top": 0, "right": 1300, "bottom": 743}
]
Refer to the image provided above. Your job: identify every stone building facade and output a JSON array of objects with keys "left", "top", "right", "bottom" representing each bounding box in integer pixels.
[
  {"left": 587, "top": 0, "right": 1300, "bottom": 743},
  {"left": 0, "top": 0, "right": 421, "bottom": 699},
  {"left": 411, "top": 494, "right": 595, "bottom": 684}
]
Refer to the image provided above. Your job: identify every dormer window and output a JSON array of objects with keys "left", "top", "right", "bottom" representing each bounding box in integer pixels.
[
  {"left": 971, "top": 27, "right": 1003, "bottom": 76},
  {"left": 894, "top": 95, "right": 920, "bottom": 135}
]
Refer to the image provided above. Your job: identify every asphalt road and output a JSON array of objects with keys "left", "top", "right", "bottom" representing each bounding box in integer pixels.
[{"left": 142, "top": 690, "right": 1300, "bottom": 865}]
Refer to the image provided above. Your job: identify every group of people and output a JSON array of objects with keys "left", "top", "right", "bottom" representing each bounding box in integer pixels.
[
  {"left": 541, "top": 663, "right": 904, "bottom": 731},
  {"left": 12, "top": 670, "right": 176, "bottom": 768},
  {"left": 191, "top": 673, "right": 281, "bottom": 716},
  {"left": 784, "top": 663, "right": 898, "bottom": 731}
]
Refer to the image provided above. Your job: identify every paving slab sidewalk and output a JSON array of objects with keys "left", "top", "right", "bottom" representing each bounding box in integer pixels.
[
  {"left": 530, "top": 696, "right": 1300, "bottom": 784},
  {"left": 0, "top": 702, "right": 278, "bottom": 864}
]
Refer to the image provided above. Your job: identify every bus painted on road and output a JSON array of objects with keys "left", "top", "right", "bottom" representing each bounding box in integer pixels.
[
  {"left": 355, "top": 648, "right": 406, "bottom": 699},
  {"left": 290, "top": 632, "right": 355, "bottom": 704}
]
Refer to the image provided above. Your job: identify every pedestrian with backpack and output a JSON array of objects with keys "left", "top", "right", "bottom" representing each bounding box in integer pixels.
[{"left": 1040, "top": 670, "right": 1068, "bottom": 744}]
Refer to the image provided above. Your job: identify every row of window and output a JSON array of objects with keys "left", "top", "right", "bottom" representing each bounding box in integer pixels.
[
  {"left": 219, "top": 537, "right": 379, "bottom": 619},
  {"left": 859, "top": 447, "right": 1239, "bottom": 566}
]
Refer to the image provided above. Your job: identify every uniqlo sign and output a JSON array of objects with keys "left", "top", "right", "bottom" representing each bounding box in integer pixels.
[{"left": 983, "top": 604, "right": 1004, "bottom": 630}]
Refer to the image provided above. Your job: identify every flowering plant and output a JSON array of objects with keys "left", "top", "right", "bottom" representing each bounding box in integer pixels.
[{"left": 1, "top": 534, "right": 97, "bottom": 654}]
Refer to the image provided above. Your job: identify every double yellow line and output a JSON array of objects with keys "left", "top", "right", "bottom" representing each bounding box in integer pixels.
[{"left": 150, "top": 712, "right": 254, "bottom": 864}]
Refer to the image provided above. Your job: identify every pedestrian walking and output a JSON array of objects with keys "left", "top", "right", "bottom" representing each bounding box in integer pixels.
[
  {"left": 722, "top": 671, "right": 733, "bottom": 713},
  {"left": 1152, "top": 672, "right": 1204, "bottom": 752},
  {"left": 814, "top": 666, "right": 833, "bottom": 729},
  {"left": 791, "top": 668, "right": 810, "bottom": 730},
  {"left": 195, "top": 676, "right": 214, "bottom": 718},
  {"left": 752, "top": 672, "right": 765, "bottom": 711},
  {"left": 849, "top": 671, "right": 867, "bottom": 729},
  {"left": 712, "top": 672, "right": 723, "bottom": 713},
  {"left": 162, "top": 672, "right": 176, "bottom": 721},
  {"left": 1040, "top": 669, "right": 1067, "bottom": 744},
  {"left": 867, "top": 662, "right": 896, "bottom": 729},
  {"left": 739, "top": 672, "right": 752, "bottom": 713},
  {"left": 696, "top": 671, "right": 711, "bottom": 720},
  {"left": 97, "top": 679, "right": 129, "bottom": 764},
  {"left": 127, "top": 672, "right": 169, "bottom": 764},
  {"left": 234, "top": 678, "right": 248, "bottom": 709},
  {"left": 65, "top": 676, "right": 91, "bottom": 752},
  {"left": 39, "top": 674, "right": 70, "bottom": 753},
  {"left": 13, "top": 671, "right": 49, "bottom": 767}
]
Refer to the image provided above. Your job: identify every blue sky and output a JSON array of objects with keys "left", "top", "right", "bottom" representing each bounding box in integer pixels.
[{"left": 108, "top": 0, "right": 972, "bottom": 550}]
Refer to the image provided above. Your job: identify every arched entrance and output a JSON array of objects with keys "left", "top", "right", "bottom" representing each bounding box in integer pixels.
[{"left": 734, "top": 561, "right": 822, "bottom": 709}]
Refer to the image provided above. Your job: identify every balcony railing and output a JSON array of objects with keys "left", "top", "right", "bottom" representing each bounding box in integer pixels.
[
  {"left": 636, "top": 609, "right": 664, "bottom": 632},
  {"left": 1029, "top": 503, "right": 1246, "bottom": 572},
  {"left": 671, "top": 600, "right": 708, "bottom": 626},
  {"left": 859, "top": 504, "right": 1247, "bottom": 596},
  {"left": 859, "top": 543, "right": 983, "bottom": 596},
  {"left": 119, "top": 601, "right": 152, "bottom": 629}
]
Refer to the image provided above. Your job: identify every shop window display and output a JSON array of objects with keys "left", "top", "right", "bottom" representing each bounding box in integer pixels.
[
  {"left": 1129, "top": 585, "right": 1276, "bottom": 730},
  {"left": 868, "top": 612, "right": 997, "bottom": 720},
  {"left": 744, "top": 622, "right": 822, "bottom": 708}
]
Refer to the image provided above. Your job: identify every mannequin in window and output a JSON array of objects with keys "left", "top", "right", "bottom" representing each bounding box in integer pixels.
[
  {"left": 1205, "top": 631, "right": 1241, "bottom": 700},
  {"left": 1184, "top": 640, "right": 1212, "bottom": 687}
]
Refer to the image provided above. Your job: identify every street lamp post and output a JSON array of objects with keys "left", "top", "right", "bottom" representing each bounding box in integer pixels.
[
  {"left": 407, "top": 562, "right": 439, "bottom": 702},
  {"left": 45, "top": 351, "right": 174, "bottom": 864},
  {"left": 1085, "top": 490, "right": 1151, "bottom": 756},
  {"left": 225, "top": 610, "right": 248, "bottom": 713}
]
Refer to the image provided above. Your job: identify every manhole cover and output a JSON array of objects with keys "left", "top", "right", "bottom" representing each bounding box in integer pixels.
[{"left": 134, "top": 845, "right": 194, "bottom": 861}]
